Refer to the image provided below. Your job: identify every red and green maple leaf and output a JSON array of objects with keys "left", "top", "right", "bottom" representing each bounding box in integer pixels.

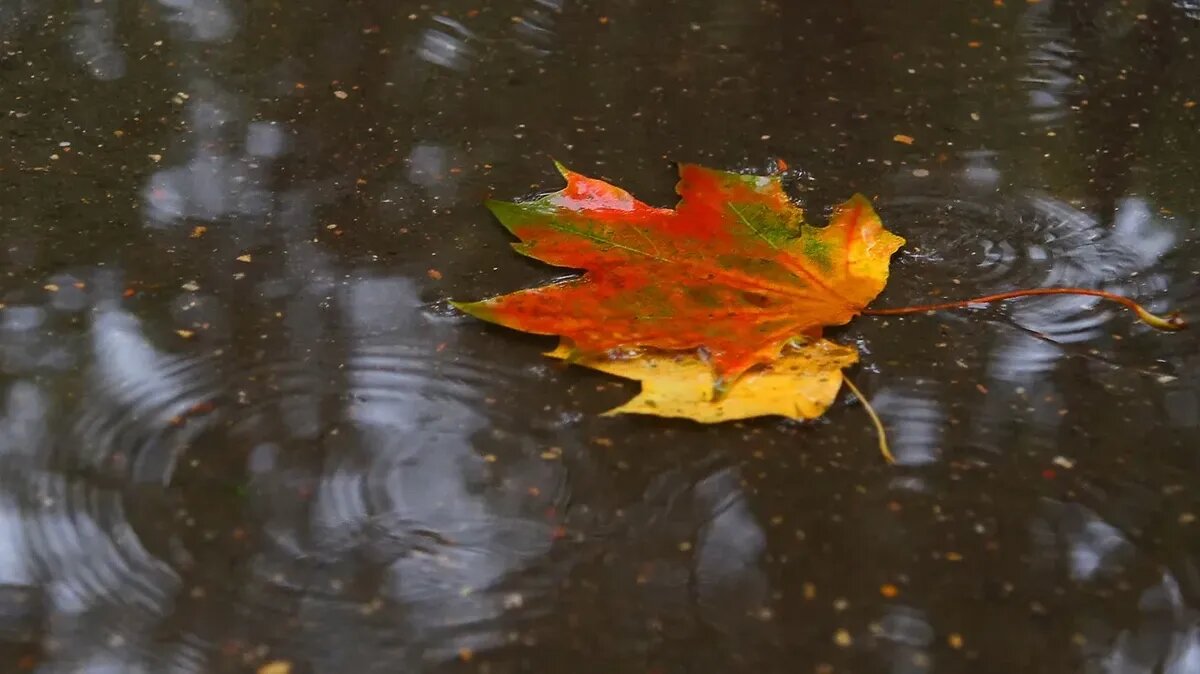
[{"left": 455, "top": 162, "right": 905, "bottom": 389}]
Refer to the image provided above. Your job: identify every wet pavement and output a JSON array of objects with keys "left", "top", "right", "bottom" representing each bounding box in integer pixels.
[{"left": 2, "top": 0, "right": 1200, "bottom": 672}]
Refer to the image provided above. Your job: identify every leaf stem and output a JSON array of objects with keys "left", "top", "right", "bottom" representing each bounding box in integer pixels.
[
  {"left": 842, "top": 376, "right": 894, "bottom": 464},
  {"left": 863, "top": 287, "right": 1186, "bottom": 331}
]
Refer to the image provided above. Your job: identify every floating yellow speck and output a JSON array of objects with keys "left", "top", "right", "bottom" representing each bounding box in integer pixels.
[{"left": 833, "top": 629, "right": 853, "bottom": 647}]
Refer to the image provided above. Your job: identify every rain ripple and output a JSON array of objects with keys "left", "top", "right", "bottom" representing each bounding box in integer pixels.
[
  {"left": 882, "top": 191, "right": 1178, "bottom": 348},
  {"left": 3, "top": 311, "right": 589, "bottom": 670}
]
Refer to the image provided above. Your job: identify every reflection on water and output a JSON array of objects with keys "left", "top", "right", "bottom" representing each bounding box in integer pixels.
[
  {"left": 1020, "top": 0, "right": 1078, "bottom": 129},
  {"left": 159, "top": 0, "right": 236, "bottom": 42},
  {"left": 71, "top": 6, "right": 126, "bottom": 82},
  {"left": 3, "top": 0, "right": 1200, "bottom": 671},
  {"left": 418, "top": 17, "right": 475, "bottom": 71}
]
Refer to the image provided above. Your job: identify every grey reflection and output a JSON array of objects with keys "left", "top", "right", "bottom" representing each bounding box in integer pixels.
[
  {"left": 245, "top": 121, "right": 288, "bottom": 159},
  {"left": 694, "top": 468, "right": 768, "bottom": 633},
  {"left": 143, "top": 93, "right": 284, "bottom": 228},
  {"left": 870, "top": 380, "right": 943, "bottom": 467},
  {"left": 45, "top": 274, "right": 89, "bottom": 312},
  {"left": 514, "top": 0, "right": 563, "bottom": 55},
  {"left": 145, "top": 155, "right": 256, "bottom": 225},
  {"left": 959, "top": 150, "right": 1002, "bottom": 192},
  {"left": 91, "top": 309, "right": 184, "bottom": 413},
  {"left": 86, "top": 306, "right": 217, "bottom": 485},
  {"left": 1, "top": 305, "right": 75, "bottom": 374},
  {"left": 158, "top": 0, "right": 235, "bottom": 42},
  {"left": 1094, "top": 572, "right": 1200, "bottom": 674},
  {"left": 1166, "top": 629, "right": 1200, "bottom": 674},
  {"left": 406, "top": 143, "right": 462, "bottom": 201},
  {"left": 879, "top": 606, "right": 935, "bottom": 648},
  {"left": 0, "top": 384, "right": 43, "bottom": 592},
  {"left": 877, "top": 606, "right": 934, "bottom": 674},
  {"left": 1031, "top": 501, "right": 1131, "bottom": 582},
  {"left": 1019, "top": 1, "right": 1078, "bottom": 127},
  {"left": 417, "top": 16, "right": 475, "bottom": 71},
  {"left": 341, "top": 276, "right": 427, "bottom": 338},
  {"left": 71, "top": 6, "right": 127, "bottom": 81}
]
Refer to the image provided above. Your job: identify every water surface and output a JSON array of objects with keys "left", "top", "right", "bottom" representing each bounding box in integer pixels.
[{"left": 2, "top": 0, "right": 1200, "bottom": 672}]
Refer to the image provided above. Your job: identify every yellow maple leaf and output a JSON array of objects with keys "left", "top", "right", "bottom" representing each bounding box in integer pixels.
[{"left": 547, "top": 339, "right": 859, "bottom": 424}]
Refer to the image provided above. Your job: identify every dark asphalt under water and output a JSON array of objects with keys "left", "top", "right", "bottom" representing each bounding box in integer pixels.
[{"left": 2, "top": 0, "right": 1200, "bottom": 672}]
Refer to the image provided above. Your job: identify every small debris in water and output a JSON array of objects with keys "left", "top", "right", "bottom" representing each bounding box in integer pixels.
[
  {"left": 833, "top": 629, "right": 853, "bottom": 647},
  {"left": 948, "top": 633, "right": 964, "bottom": 649},
  {"left": 427, "top": 268, "right": 443, "bottom": 280},
  {"left": 237, "top": 254, "right": 253, "bottom": 263},
  {"left": 880, "top": 583, "right": 899, "bottom": 598},
  {"left": 893, "top": 134, "right": 915, "bottom": 145},
  {"left": 1052, "top": 456, "right": 1075, "bottom": 470},
  {"left": 912, "top": 168, "right": 930, "bottom": 177},
  {"left": 190, "top": 225, "right": 207, "bottom": 238},
  {"left": 334, "top": 90, "right": 349, "bottom": 99}
]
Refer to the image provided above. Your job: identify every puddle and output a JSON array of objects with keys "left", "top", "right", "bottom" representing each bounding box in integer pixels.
[{"left": 2, "top": 0, "right": 1199, "bottom": 671}]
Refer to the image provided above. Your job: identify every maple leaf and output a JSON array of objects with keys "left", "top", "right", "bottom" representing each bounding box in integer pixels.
[
  {"left": 455, "top": 162, "right": 905, "bottom": 389},
  {"left": 546, "top": 338, "right": 859, "bottom": 423}
]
